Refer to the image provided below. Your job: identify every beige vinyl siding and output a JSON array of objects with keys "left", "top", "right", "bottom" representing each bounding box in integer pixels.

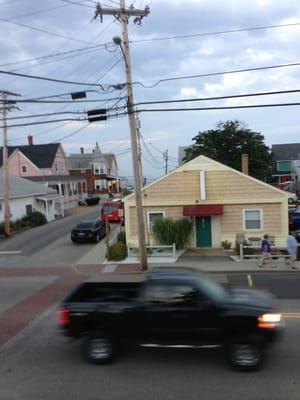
[
  {"left": 221, "top": 203, "right": 282, "bottom": 235},
  {"left": 206, "top": 170, "right": 284, "bottom": 201},
  {"left": 128, "top": 206, "right": 183, "bottom": 242},
  {"left": 142, "top": 171, "right": 199, "bottom": 202}
]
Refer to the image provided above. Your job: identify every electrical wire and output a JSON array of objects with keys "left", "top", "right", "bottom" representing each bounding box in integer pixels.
[
  {"left": 4, "top": 4, "right": 72, "bottom": 20},
  {"left": 3, "top": 96, "right": 124, "bottom": 104},
  {"left": 0, "top": 69, "right": 113, "bottom": 90},
  {"left": 5, "top": 111, "right": 86, "bottom": 120},
  {"left": 0, "top": 17, "right": 101, "bottom": 46},
  {"left": 1, "top": 118, "right": 88, "bottom": 129},
  {"left": 54, "top": 124, "right": 90, "bottom": 142},
  {"left": 130, "top": 21, "right": 300, "bottom": 44},
  {"left": 132, "top": 61, "right": 300, "bottom": 88},
  {"left": 137, "top": 101, "right": 300, "bottom": 113},
  {"left": 135, "top": 88, "right": 300, "bottom": 106}
]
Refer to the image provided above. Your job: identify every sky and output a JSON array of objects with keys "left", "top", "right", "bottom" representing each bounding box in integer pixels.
[{"left": 1, "top": 0, "right": 300, "bottom": 180}]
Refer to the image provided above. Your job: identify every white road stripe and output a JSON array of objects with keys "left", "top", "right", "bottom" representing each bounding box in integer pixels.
[{"left": 102, "top": 264, "right": 118, "bottom": 273}]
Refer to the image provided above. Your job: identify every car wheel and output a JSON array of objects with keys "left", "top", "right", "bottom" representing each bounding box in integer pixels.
[
  {"left": 83, "top": 332, "right": 115, "bottom": 365},
  {"left": 226, "top": 335, "right": 264, "bottom": 372},
  {"left": 71, "top": 239, "right": 77, "bottom": 244},
  {"left": 288, "top": 198, "right": 294, "bottom": 204}
]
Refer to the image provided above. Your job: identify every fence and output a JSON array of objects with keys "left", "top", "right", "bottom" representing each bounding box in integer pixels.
[
  {"left": 127, "top": 243, "right": 176, "bottom": 259},
  {"left": 240, "top": 243, "right": 290, "bottom": 261}
]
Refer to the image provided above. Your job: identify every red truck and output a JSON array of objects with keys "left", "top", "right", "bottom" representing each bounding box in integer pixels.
[{"left": 100, "top": 199, "right": 124, "bottom": 225}]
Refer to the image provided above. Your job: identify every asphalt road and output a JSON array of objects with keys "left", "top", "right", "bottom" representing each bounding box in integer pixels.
[
  {"left": 0, "top": 300, "right": 299, "bottom": 400},
  {"left": 227, "top": 272, "right": 300, "bottom": 299},
  {"left": 0, "top": 206, "right": 101, "bottom": 267}
]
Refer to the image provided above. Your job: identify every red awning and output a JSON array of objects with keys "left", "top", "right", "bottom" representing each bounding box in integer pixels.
[{"left": 183, "top": 204, "right": 223, "bottom": 216}]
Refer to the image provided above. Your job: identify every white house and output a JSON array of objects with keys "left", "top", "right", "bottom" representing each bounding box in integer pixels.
[{"left": 0, "top": 171, "right": 64, "bottom": 223}]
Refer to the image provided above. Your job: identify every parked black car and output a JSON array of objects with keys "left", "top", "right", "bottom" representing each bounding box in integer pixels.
[
  {"left": 71, "top": 220, "right": 106, "bottom": 243},
  {"left": 57, "top": 268, "right": 284, "bottom": 371}
]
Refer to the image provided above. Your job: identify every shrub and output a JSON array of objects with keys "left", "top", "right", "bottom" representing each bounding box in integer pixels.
[
  {"left": 117, "top": 230, "right": 126, "bottom": 245},
  {"left": 152, "top": 218, "right": 193, "bottom": 249},
  {"left": 26, "top": 211, "right": 47, "bottom": 226},
  {"left": 107, "top": 242, "right": 127, "bottom": 261},
  {"left": 221, "top": 240, "right": 232, "bottom": 250}
]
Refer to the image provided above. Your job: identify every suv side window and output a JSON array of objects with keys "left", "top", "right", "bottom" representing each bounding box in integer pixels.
[
  {"left": 142, "top": 282, "right": 170, "bottom": 303},
  {"left": 168, "top": 285, "right": 198, "bottom": 304},
  {"left": 142, "top": 281, "right": 199, "bottom": 304}
]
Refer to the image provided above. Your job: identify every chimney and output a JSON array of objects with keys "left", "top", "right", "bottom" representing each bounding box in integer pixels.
[
  {"left": 80, "top": 147, "right": 84, "bottom": 154},
  {"left": 28, "top": 135, "right": 33, "bottom": 145},
  {"left": 242, "top": 153, "right": 249, "bottom": 175}
]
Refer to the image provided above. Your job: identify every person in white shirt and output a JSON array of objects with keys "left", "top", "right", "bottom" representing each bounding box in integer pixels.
[{"left": 286, "top": 233, "right": 299, "bottom": 269}]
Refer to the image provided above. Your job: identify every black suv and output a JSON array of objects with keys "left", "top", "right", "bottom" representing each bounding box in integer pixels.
[{"left": 71, "top": 220, "right": 106, "bottom": 243}]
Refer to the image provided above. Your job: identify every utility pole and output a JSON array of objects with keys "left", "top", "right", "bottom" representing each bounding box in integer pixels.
[
  {"left": 164, "top": 149, "right": 168, "bottom": 175},
  {"left": 0, "top": 90, "right": 20, "bottom": 236},
  {"left": 93, "top": 1, "right": 150, "bottom": 270}
]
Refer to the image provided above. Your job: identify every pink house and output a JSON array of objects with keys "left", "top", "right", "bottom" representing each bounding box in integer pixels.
[{"left": 1, "top": 136, "right": 87, "bottom": 210}]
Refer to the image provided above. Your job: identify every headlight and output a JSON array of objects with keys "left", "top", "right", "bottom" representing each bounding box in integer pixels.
[{"left": 257, "top": 313, "right": 282, "bottom": 328}]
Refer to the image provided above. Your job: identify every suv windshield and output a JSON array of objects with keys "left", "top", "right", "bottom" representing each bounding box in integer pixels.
[
  {"left": 103, "top": 204, "right": 118, "bottom": 213},
  {"left": 76, "top": 222, "right": 94, "bottom": 229}
]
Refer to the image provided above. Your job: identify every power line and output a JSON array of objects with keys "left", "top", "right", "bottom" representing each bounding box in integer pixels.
[
  {"left": 132, "top": 61, "right": 300, "bottom": 88},
  {"left": 0, "top": 69, "right": 113, "bottom": 90},
  {"left": 137, "top": 101, "right": 300, "bottom": 113},
  {"left": 0, "top": 118, "right": 87, "bottom": 129},
  {"left": 135, "top": 88, "right": 300, "bottom": 106},
  {"left": 5, "top": 111, "right": 86, "bottom": 120},
  {"left": 4, "top": 4, "right": 72, "bottom": 20},
  {"left": 54, "top": 124, "right": 90, "bottom": 142},
  {"left": 130, "top": 21, "right": 300, "bottom": 44},
  {"left": 3, "top": 96, "right": 124, "bottom": 104},
  {"left": 0, "top": 43, "right": 110, "bottom": 69},
  {"left": 0, "top": 17, "right": 101, "bottom": 46}
]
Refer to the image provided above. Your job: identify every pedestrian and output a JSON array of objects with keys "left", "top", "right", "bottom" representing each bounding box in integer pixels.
[
  {"left": 259, "top": 234, "right": 272, "bottom": 268},
  {"left": 286, "top": 232, "right": 299, "bottom": 270}
]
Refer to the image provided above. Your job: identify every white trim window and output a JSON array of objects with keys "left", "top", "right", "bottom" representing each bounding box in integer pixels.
[
  {"left": 243, "top": 209, "right": 263, "bottom": 230},
  {"left": 95, "top": 179, "right": 106, "bottom": 190},
  {"left": 21, "top": 164, "right": 27, "bottom": 173},
  {"left": 93, "top": 163, "right": 100, "bottom": 174},
  {"left": 147, "top": 211, "right": 165, "bottom": 231}
]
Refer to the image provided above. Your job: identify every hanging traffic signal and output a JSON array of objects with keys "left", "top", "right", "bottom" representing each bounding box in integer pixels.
[{"left": 87, "top": 108, "right": 107, "bottom": 122}]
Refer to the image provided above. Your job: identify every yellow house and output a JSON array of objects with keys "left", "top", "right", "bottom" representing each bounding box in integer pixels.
[{"left": 124, "top": 155, "right": 289, "bottom": 249}]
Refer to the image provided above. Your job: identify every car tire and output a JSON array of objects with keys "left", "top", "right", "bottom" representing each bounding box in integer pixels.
[
  {"left": 288, "top": 198, "right": 294, "bottom": 204},
  {"left": 71, "top": 239, "right": 77, "bottom": 244},
  {"left": 83, "top": 332, "right": 115, "bottom": 365},
  {"left": 226, "top": 335, "right": 265, "bottom": 372}
]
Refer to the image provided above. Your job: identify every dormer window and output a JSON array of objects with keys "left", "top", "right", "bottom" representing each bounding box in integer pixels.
[
  {"left": 21, "top": 165, "right": 27, "bottom": 173},
  {"left": 94, "top": 163, "right": 100, "bottom": 174}
]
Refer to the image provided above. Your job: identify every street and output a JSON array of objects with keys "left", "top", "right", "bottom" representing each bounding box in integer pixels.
[
  {"left": 1, "top": 217, "right": 300, "bottom": 399},
  {"left": 0, "top": 299, "right": 299, "bottom": 400},
  {"left": 0, "top": 206, "right": 103, "bottom": 267}
]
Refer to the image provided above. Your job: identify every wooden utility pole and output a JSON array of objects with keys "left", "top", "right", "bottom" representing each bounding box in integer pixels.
[
  {"left": 1, "top": 90, "right": 20, "bottom": 236},
  {"left": 1, "top": 91, "right": 10, "bottom": 236},
  {"left": 93, "top": 1, "right": 150, "bottom": 270},
  {"left": 164, "top": 149, "right": 168, "bottom": 175}
]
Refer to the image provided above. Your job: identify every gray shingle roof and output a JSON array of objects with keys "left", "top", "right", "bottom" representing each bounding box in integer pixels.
[
  {"left": 272, "top": 143, "right": 300, "bottom": 161},
  {"left": 0, "top": 143, "right": 60, "bottom": 169},
  {"left": 0, "top": 171, "right": 56, "bottom": 199}
]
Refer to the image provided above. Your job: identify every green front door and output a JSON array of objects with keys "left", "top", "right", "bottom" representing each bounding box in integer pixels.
[{"left": 196, "top": 216, "right": 212, "bottom": 247}]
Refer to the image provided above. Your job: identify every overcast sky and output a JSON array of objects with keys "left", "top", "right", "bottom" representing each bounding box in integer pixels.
[{"left": 1, "top": 0, "right": 300, "bottom": 179}]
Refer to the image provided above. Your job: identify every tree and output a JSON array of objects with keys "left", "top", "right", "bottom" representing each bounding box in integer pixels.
[{"left": 183, "top": 120, "right": 272, "bottom": 180}]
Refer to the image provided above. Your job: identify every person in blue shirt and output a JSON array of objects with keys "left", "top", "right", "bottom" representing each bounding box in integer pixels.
[
  {"left": 286, "top": 233, "right": 299, "bottom": 269},
  {"left": 259, "top": 234, "right": 272, "bottom": 268}
]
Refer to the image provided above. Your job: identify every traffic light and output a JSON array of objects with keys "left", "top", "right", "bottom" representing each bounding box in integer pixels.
[{"left": 87, "top": 108, "right": 107, "bottom": 122}]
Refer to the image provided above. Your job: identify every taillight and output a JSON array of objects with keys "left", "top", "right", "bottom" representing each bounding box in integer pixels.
[{"left": 57, "top": 308, "right": 70, "bottom": 325}]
